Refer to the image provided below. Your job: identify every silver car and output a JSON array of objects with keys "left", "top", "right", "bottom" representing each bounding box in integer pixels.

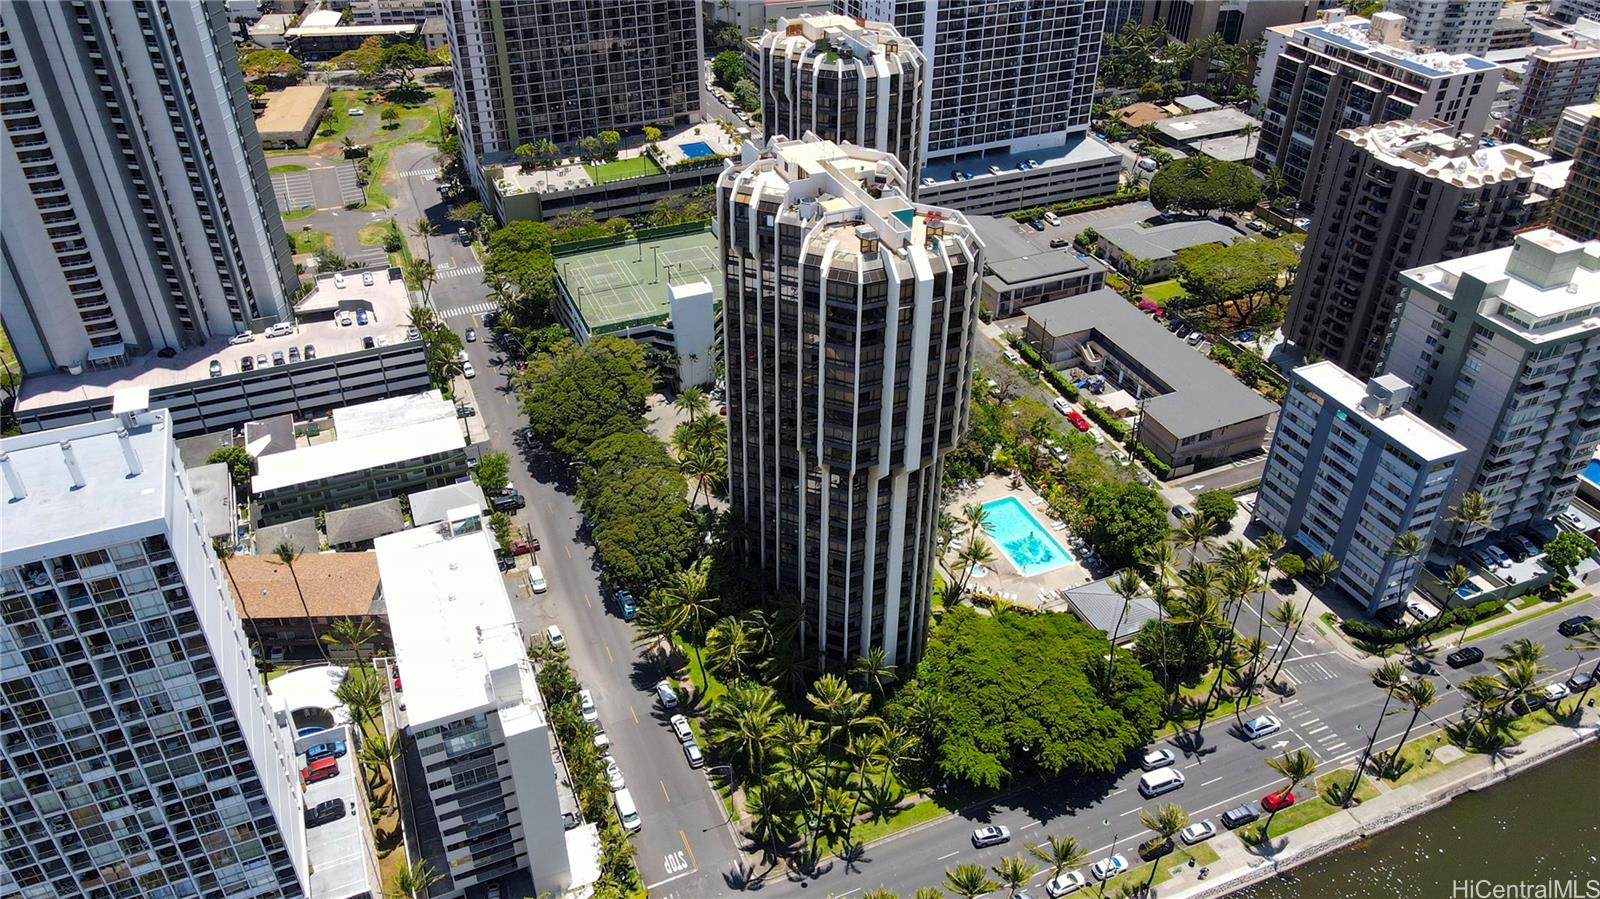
[
  {"left": 972, "top": 824, "right": 1011, "bottom": 848},
  {"left": 1179, "top": 820, "right": 1216, "bottom": 845}
]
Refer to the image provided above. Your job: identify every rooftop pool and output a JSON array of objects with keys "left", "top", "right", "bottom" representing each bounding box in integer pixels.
[
  {"left": 1584, "top": 458, "right": 1600, "bottom": 486},
  {"left": 980, "top": 496, "right": 1074, "bottom": 577}
]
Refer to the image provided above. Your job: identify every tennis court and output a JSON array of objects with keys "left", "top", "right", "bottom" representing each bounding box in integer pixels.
[{"left": 558, "top": 231, "right": 723, "bottom": 331}]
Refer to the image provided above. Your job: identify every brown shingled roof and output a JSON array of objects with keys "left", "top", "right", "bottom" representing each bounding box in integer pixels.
[{"left": 224, "top": 552, "right": 382, "bottom": 620}]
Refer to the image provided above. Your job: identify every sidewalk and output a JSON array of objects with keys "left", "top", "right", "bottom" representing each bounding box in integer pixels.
[{"left": 1163, "top": 703, "right": 1599, "bottom": 899}]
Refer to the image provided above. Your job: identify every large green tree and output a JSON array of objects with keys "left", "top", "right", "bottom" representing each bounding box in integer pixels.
[
  {"left": 585, "top": 466, "right": 700, "bottom": 589},
  {"left": 1149, "top": 157, "right": 1263, "bottom": 217},
  {"left": 1083, "top": 481, "right": 1171, "bottom": 570},
  {"left": 521, "top": 336, "right": 653, "bottom": 458},
  {"left": 712, "top": 50, "right": 745, "bottom": 88},
  {"left": 889, "top": 608, "right": 1163, "bottom": 790},
  {"left": 240, "top": 49, "right": 304, "bottom": 83},
  {"left": 1174, "top": 236, "right": 1303, "bottom": 328},
  {"left": 1543, "top": 531, "right": 1596, "bottom": 577}
]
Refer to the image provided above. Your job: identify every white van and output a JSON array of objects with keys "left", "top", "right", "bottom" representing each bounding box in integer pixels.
[
  {"left": 614, "top": 788, "right": 641, "bottom": 832},
  {"left": 1053, "top": 397, "right": 1072, "bottom": 416},
  {"left": 1138, "top": 767, "right": 1185, "bottom": 798}
]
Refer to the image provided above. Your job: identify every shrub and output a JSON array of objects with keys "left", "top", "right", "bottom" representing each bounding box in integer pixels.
[
  {"left": 1339, "top": 599, "right": 1508, "bottom": 646},
  {"left": 1193, "top": 489, "right": 1238, "bottom": 525},
  {"left": 1275, "top": 552, "right": 1305, "bottom": 579}
]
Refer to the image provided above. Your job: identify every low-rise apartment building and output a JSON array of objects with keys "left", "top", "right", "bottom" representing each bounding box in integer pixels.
[
  {"left": 970, "top": 214, "right": 1106, "bottom": 318},
  {"left": 1388, "top": 228, "right": 1600, "bottom": 544},
  {"left": 1255, "top": 363, "right": 1466, "bottom": 613},
  {"left": 1022, "top": 290, "right": 1279, "bottom": 476}
]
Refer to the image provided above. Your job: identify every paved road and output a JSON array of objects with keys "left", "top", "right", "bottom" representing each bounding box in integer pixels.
[{"left": 454, "top": 311, "right": 738, "bottom": 892}]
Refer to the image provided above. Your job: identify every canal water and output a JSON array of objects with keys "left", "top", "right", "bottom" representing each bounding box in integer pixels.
[{"left": 1233, "top": 741, "right": 1600, "bottom": 899}]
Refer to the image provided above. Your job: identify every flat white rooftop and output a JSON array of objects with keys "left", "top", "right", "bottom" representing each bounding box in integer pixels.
[
  {"left": 374, "top": 523, "right": 540, "bottom": 729},
  {"left": 251, "top": 391, "right": 464, "bottom": 494},
  {"left": 0, "top": 406, "right": 172, "bottom": 559},
  {"left": 1403, "top": 228, "right": 1600, "bottom": 340},
  {"left": 1296, "top": 361, "right": 1466, "bottom": 462}
]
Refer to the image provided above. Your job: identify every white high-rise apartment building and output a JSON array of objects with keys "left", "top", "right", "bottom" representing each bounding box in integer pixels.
[
  {"left": 1386, "top": 0, "right": 1503, "bottom": 53},
  {"left": 1, "top": 397, "right": 309, "bottom": 898},
  {"left": 718, "top": 134, "right": 981, "bottom": 665},
  {"left": 0, "top": 1, "right": 297, "bottom": 377},
  {"left": 835, "top": 0, "right": 1122, "bottom": 213},
  {"left": 375, "top": 512, "right": 595, "bottom": 896},
  {"left": 1253, "top": 10, "right": 1502, "bottom": 206},
  {"left": 1388, "top": 229, "right": 1600, "bottom": 544},
  {"left": 1256, "top": 364, "right": 1465, "bottom": 614}
]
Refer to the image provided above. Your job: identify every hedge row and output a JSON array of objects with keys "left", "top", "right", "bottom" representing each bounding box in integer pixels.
[
  {"left": 1008, "top": 185, "right": 1150, "bottom": 224},
  {"left": 1009, "top": 336, "right": 1173, "bottom": 479},
  {"left": 1339, "top": 598, "right": 1508, "bottom": 646}
]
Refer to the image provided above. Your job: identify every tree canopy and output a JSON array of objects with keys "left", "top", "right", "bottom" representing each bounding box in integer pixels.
[
  {"left": 206, "top": 446, "right": 254, "bottom": 488},
  {"left": 575, "top": 430, "right": 699, "bottom": 590},
  {"left": 1543, "top": 531, "right": 1596, "bottom": 577},
  {"left": 1083, "top": 481, "right": 1171, "bottom": 570},
  {"left": 325, "top": 37, "right": 386, "bottom": 76},
  {"left": 1149, "top": 157, "right": 1262, "bottom": 217},
  {"left": 711, "top": 51, "right": 745, "bottom": 89},
  {"left": 890, "top": 607, "right": 1163, "bottom": 789},
  {"left": 1192, "top": 489, "right": 1238, "bottom": 529},
  {"left": 240, "top": 49, "right": 304, "bottom": 82},
  {"left": 1173, "top": 235, "right": 1302, "bottom": 328},
  {"left": 521, "top": 336, "right": 653, "bottom": 458},
  {"left": 473, "top": 451, "right": 511, "bottom": 495}
]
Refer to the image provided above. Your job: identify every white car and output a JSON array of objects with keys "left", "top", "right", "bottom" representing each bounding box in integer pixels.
[
  {"left": 337, "top": 312, "right": 353, "bottom": 326},
  {"left": 361, "top": 271, "right": 374, "bottom": 287},
  {"left": 1043, "top": 211, "right": 1062, "bottom": 227},
  {"left": 265, "top": 322, "right": 295, "bottom": 338},
  {"left": 1090, "top": 855, "right": 1128, "bottom": 881},
  {"left": 1179, "top": 820, "right": 1217, "bottom": 845},
  {"left": 682, "top": 740, "right": 704, "bottom": 768},
  {"left": 1046, "top": 871, "right": 1087, "bottom": 897},
  {"left": 544, "top": 625, "right": 565, "bottom": 649},
  {"left": 593, "top": 729, "right": 611, "bottom": 750},
  {"left": 1139, "top": 748, "right": 1176, "bottom": 771},
  {"left": 971, "top": 824, "right": 1011, "bottom": 848},
  {"left": 1483, "top": 544, "right": 1513, "bottom": 569},
  {"left": 229, "top": 332, "right": 256, "bottom": 345},
  {"left": 669, "top": 714, "right": 694, "bottom": 744},
  {"left": 333, "top": 273, "right": 346, "bottom": 289},
  {"left": 462, "top": 362, "right": 477, "bottom": 379},
  {"left": 1003, "top": 348, "right": 1022, "bottom": 364},
  {"left": 579, "top": 689, "right": 598, "bottom": 723},
  {"left": 529, "top": 565, "right": 547, "bottom": 593},
  {"left": 348, "top": 107, "right": 365, "bottom": 117},
  {"left": 656, "top": 680, "right": 679, "bottom": 708},
  {"left": 1540, "top": 683, "right": 1570, "bottom": 704},
  {"left": 1241, "top": 714, "right": 1282, "bottom": 740},
  {"left": 605, "top": 755, "right": 625, "bottom": 790}
]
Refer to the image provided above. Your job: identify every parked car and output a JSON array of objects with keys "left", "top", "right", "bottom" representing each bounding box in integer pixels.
[
  {"left": 1559, "top": 510, "right": 1584, "bottom": 529},
  {"left": 1089, "top": 855, "right": 1128, "bottom": 881},
  {"left": 605, "top": 755, "right": 625, "bottom": 790},
  {"left": 305, "top": 799, "right": 346, "bottom": 828},
  {"left": 972, "top": 825, "right": 1011, "bottom": 848},
  {"left": 1568, "top": 671, "right": 1596, "bottom": 692},
  {"left": 304, "top": 344, "right": 316, "bottom": 360},
  {"left": 1483, "top": 544, "right": 1513, "bottom": 569},
  {"left": 463, "top": 362, "right": 477, "bottom": 379},
  {"left": 1240, "top": 714, "right": 1282, "bottom": 740},
  {"left": 1053, "top": 397, "right": 1073, "bottom": 416},
  {"left": 355, "top": 309, "right": 369, "bottom": 325},
  {"left": 579, "top": 689, "right": 598, "bottom": 723},
  {"left": 683, "top": 740, "right": 705, "bottom": 768},
  {"left": 362, "top": 336, "right": 375, "bottom": 350},
  {"left": 406, "top": 326, "right": 421, "bottom": 340},
  {"left": 1541, "top": 682, "right": 1571, "bottom": 704},
  {"left": 1172, "top": 505, "right": 1194, "bottom": 520},
  {"left": 1066, "top": 411, "right": 1091, "bottom": 432},
  {"left": 1140, "top": 748, "right": 1177, "bottom": 771},
  {"left": 669, "top": 714, "right": 694, "bottom": 743},
  {"left": 271, "top": 351, "right": 285, "bottom": 366},
  {"left": 240, "top": 356, "right": 254, "bottom": 372},
  {"left": 361, "top": 271, "right": 374, "bottom": 287},
  {"left": 1045, "top": 871, "right": 1087, "bottom": 897},
  {"left": 1179, "top": 820, "right": 1217, "bottom": 845},
  {"left": 1509, "top": 534, "right": 1540, "bottom": 558},
  {"left": 1261, "top": 790, "right": 1296, "bottom": 812},
  {"left": 1044, "top": 211, "right": 1063, "bottom": 227},
  {"left": 657, "top": 680, "right": 680, "bottom": 708},
  {"left": 490, "top": 491, "right": 525, "bottom": 513},
  {"left": 593, "top": 729, "right": 611, "bottom": 750},
  {"left": 1557, "top": 615, "right": 1593, "bottom": 637},
  {"left": 616, "top": 589, "right": 637, "bottom": 621},
  {"left": 1049, "top": 238, "right": 1070, "bottom": 248},
  {"left": 230, "top": 332, "right": 256, "bottom": 345},
  {"left": 1447, "top": 646, "right": 1485, "bottom": 668},
  {"left": 333, "top": 273, "right": 347, "bottom": 289},
  {"left": 300, "top": 758, "right": 338, "bottom": 784},
  {"left": 1137, "top": 767, "right": 1185, "bottom": 798},
  {"left": 266, "top": 322, "right": 296, "bottom": 338},
  {"left": 305, "top": 740, "right": 347, "bottom": 762},
  {"left": 348, "top": 107, "right": 365, "bottom": 117},
  {"left": 287, "top": 346, "right": 300, "bottom": 363},
  {"left": 1003, "top": 348, "right": 1022, "bottom": 364},
  {"left": 1138, "top": 835, "right": 1175, "bottom": 862},
  {"left": 466, "top": 327, "right": 477, "bottom": 342},
  {"left": 1186, "top": 331, "right": 1204, "bottom": 346},
  {"left": 1221, "top": 803, "right": 1260, "bottom": 829},
  {"left": 528, "top": 566, "right": 547, "bottom": 594},
  {"left": 208, "top": 360, "right": 222, "bottom": 378},
  {"left": 458, "top": 227, "right": 470, "bottom": 244},
  {"left": 544, "top": 624, "right": 564, "bottom": 648}
]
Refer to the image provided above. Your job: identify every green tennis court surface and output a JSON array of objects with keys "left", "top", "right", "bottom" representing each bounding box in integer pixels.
[{"left": 558, "top": 231, "right": 723, "bottom": 331}]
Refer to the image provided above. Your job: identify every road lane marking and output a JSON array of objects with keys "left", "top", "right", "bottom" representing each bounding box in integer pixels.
[
  {"left": 938, "top": 850, "right": 960, "bottom": 860},
  {"left": 660, "top": 781, "right": 671, "bottom": 802},
  {"left": 662, "top": 850, "right": 689, "bottom": 874},
  {"left": 1201, "top": 776, "right": 1223, "bottom": 786},
  {"left": 1021, "top": 821, "right": 1040, "bottom": 830},
  {"left": 565, "top": 544, "right": 572, "bottom": 559},
  {"left": 1119, "top": 807, "right": 1141, "bottom": 817},
  {"left": 604, "top": 643, "right": 614, "bottom": 663},
  {"left": 584, "top": 594, "right": 592, "bottom": 608},
  {"left": 1323, "top": 741, "right": 1348, "bottom": 751},
  {"left": 1306, "top": 725, "right": 1330, "bottom": 735},
  {"left": 680, "top": 830, "right": 698, "bottom": 869},
  {"left": 630, "top": 706, "right": 639, "bottom": 724},
  {"left": 643, "top": 871, "right": 695, "bottom": 890}
]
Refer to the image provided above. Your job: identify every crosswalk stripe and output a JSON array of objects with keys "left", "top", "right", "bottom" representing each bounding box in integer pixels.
[
  {"left": 1323, "top": 741, "right": 1348, "bottom": 751},
  {"left": 438, "top": 264, "right": 485, "bottom": 280},
  {"left": 439, "top": 300, "right": 500, "bottom": 318},
  {"left": 405, "top": 166, "right": 441, "bottom": 178}
]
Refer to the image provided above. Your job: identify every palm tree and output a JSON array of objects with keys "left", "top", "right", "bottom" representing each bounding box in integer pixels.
[
  {"left": 214, "top": 540, "right": 268, "bottom": 663},
  {"left": 993, "top": 855, "right": 1040, "bottom": 896},
  {"left": 850, "top": 646, "right": 898, "bottom": 706},
  {"left": 941, "top": 504, "right": 996, "bottom": 606},
  {"left": 1303, "top": 552, "right": 1339, "bottom": 588},
  {"left": 1344, "top": 661, "right": 1406, "bottom": 805},
  {"left": 391, "top": 859, "right": 442, "bottom": 898},
  {"left": 1254, "top": 532, "right": 1286, "bottom": 569},
  {"left": 1261, "top": 749, "right": 1318, "bottom": 835},
  {"left": 680, "top": 443, "right": 726, "bottom": 506},
  {"left": 1029, "top": 833, "right": 1088, "bottom": 878},
  {"left": 322, "top": 616, "right": 380, "bottom": 666},
  {"left": 359, "top": 730, "right": 401, "bottom": 788},
  {"left": 707, "top": 681, "right": 781, "bottom": 780},
  {"left": 661, "top": 558, "right": 719, "bottom": 687},
  {"left": 1136, "top": 803, "right": 1189, "bottom": 887},
  {"left": 806, "top": 674, "right": 874, "bottom": 855},
  {"left": 1105, "top": 569, "right": 1144, "bottom": 692},
  {"left": 335, "top": 668, "right": 382, "bottom": 729},
  {"left": 1491, "top": 657, "right": 1547, "bottom": 721},
  {"left": 410, "top": 217, "right": 436, "bottom": 263},
  {"left": 863, "top": 889, "right": 899, "bottom": 899},
  {"left": 675, "top": 385, "right": 710, "bottom": 423},
  {"left": 1446, "top": 490, "right": 1496, "bottom": 555},
  {"left": 944, "top": 862, "right": 1000, "bottom": 899},
  {"left": 704, "top": 616, "right": 757, "bottom": 682},
  {"left": 1432, "top": 563, "right": 1472, "bottom": 631},
  {"left": 631, "top": 587, "right": 688, "bottom": 669},
  {"left": 273, "top": 542, "right": 328, "bottom": 661},
  {"left": 1264, "top": 599, "right": 1302, "bottom": 686},
  {"left": 1172, "top": 511, "right": 1217, "bottom": 564},
  {"left": 1384, "top": 677, "right": 1437, "bottom": 777}
]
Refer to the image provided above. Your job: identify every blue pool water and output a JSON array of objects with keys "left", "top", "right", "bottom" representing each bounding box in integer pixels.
[
  {"left": 1584, "top": 458, "right": 1600, "bottom": 485},
  {"left": 680, "top": 141, "right": 715, "bottom": 159},
  {"left": 981, "top": 496, "right": 1074, "bottom": 576}
]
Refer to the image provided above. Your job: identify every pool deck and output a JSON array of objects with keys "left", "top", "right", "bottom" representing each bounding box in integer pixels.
[{"left": 946, "top": 476, "right": 1101, "bottom": 609}]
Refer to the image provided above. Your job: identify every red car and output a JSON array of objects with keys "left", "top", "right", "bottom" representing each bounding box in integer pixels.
[
  {"left": 1066, "top": 411, "right": 1092, "bottom": 432},
  {"left": 1261, "top": 790, "right": 1296, "bottom": 812}
]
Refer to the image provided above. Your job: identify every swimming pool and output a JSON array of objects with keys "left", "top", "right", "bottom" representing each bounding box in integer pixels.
[
  {"left": 1584, "top": 458, "right": 1600, "bottom": 486},
  {"left": 980, "top": 496, "right": 1074, "bottom": 576},
  {"left": 680, "top": 141, "right": 715, "bottom": 160}
]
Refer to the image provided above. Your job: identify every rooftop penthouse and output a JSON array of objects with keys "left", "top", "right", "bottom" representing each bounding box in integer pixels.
[
  {"left": 1274, "top": 10, "right": 1503, "bottom": 79},
  {"left": 1343, "top": 119, "right": 1548, "bottom": 187}
]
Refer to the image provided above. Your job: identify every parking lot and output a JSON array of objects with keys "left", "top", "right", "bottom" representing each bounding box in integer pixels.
[{"left": 271, "top": 159, "right": 364, "bottom": 212}]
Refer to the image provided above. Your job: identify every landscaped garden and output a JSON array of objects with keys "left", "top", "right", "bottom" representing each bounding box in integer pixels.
[{"left": 585, "top": 155, "right": 663, "bottom": 184}]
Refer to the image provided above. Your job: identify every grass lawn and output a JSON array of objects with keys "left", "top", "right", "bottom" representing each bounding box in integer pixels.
[
  {"left": 1100, "top": 842, "right": 1221, "bottom": 894},
  {"left": 268, "top": 163, "right": 307, "bottom": 173},
  {"left": 816, "top": 794, "right": 956, "bottom": 856},
  {"left": 288, "top": 229, "right": 331, "bottom": 255},
  {"left": 1381, "top": 730, "right": 1460, "bottom": 786},
  {"left": 584, "top": 155, "right": 663, "bottom": 185},
  {"left": 671, "top": 636, "right": 727, "bottom": 709},
  {"left": 1156, "top": 670, "right": 1262, "bottom": 737},
  {"left": 1142, "top": 279, "right": 1188, "bottom": 303},
  {"left": 1238, "top": 770, "right": 1378, "bottom": 844},
  {"left": 361, "top": 95, "right": 449, "bottom": 208},
  {"left": 357, "top": 221, "right": 393, "bottom": 246},
  {"left": 281, "top": 207, "right": 318, "bottom": 221},
  {"left": 1315, "top": 769, "right": 1379, "bottom": 805}
]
